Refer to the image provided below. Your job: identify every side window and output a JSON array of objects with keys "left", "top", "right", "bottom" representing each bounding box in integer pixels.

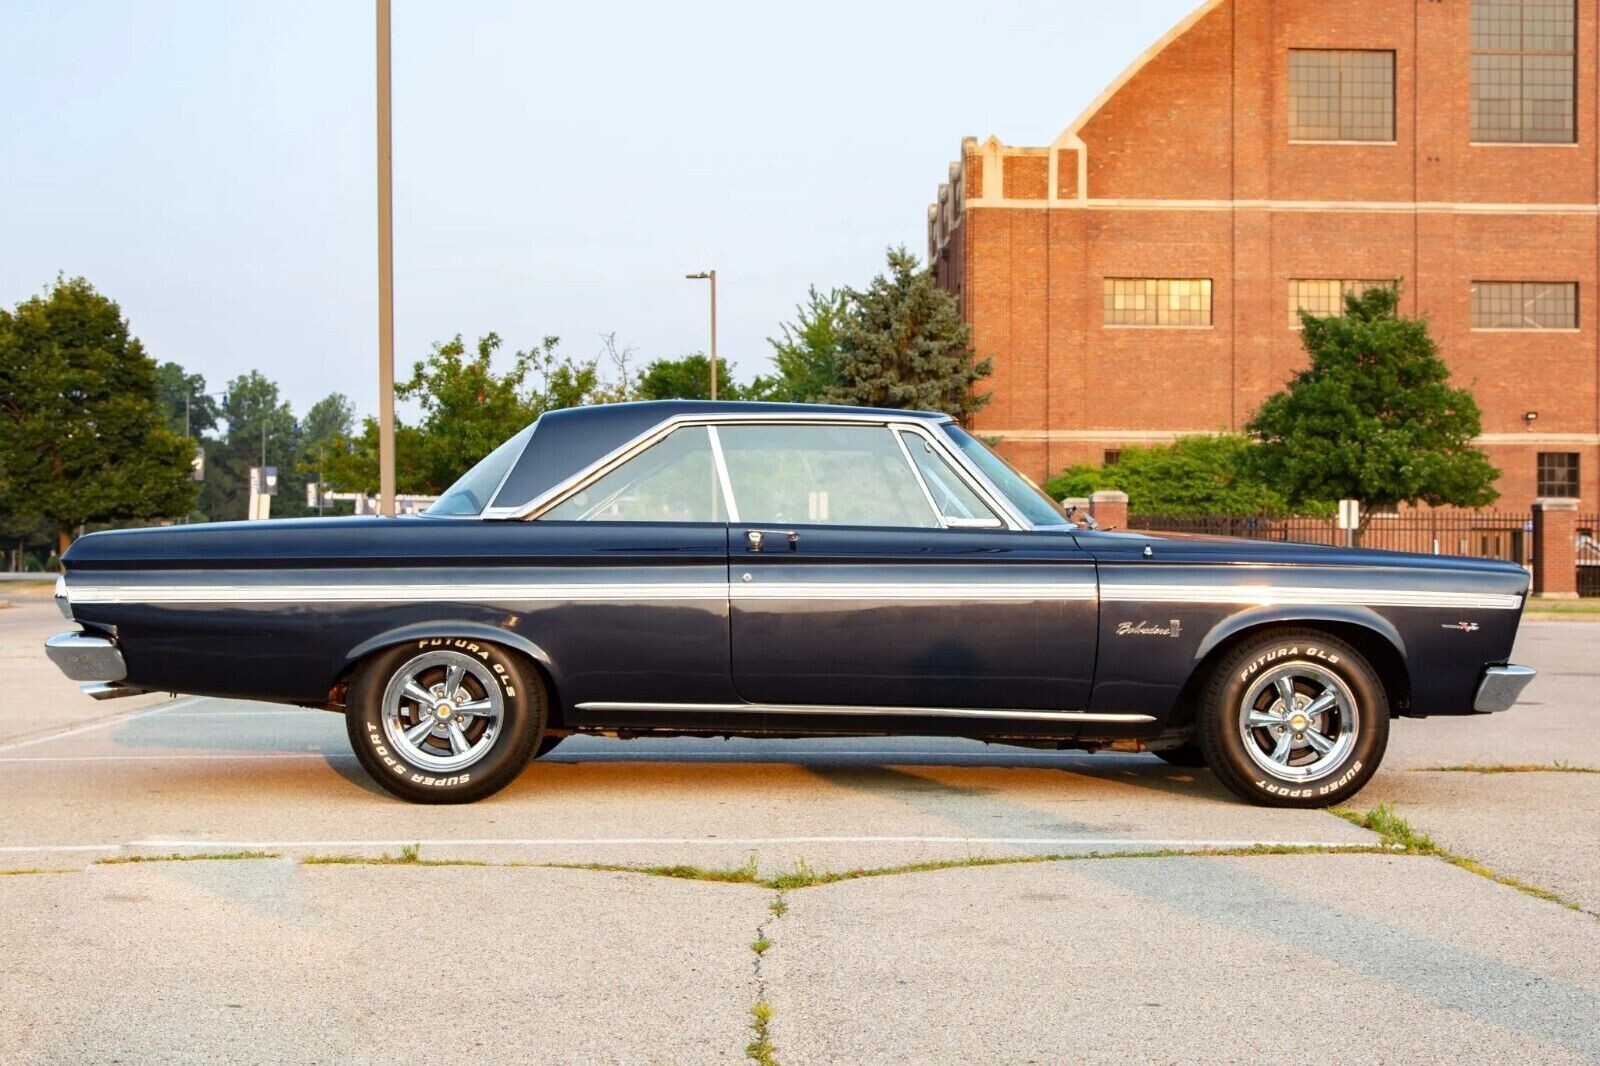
[
  {"left": 717, "top": 424, "right": 938, "bottom": 529},
  {"left": 897, "top": 430, "right": 1002, "bottom": 527},
  {"left": 539, "top": 426, "right": 726, "bottom": 522}
]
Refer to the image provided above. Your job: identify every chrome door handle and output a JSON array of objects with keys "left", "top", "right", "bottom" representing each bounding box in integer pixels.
[{"left": 745, "top": 529, "right": 798, "bottom": 552}]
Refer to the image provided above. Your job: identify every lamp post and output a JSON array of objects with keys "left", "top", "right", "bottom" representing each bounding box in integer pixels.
[
  {"left": 375, "top": 0, "right": 396, "bottom": 516},
  {"left": 685, "top": 270, "right": 718, "bottom": 400}
]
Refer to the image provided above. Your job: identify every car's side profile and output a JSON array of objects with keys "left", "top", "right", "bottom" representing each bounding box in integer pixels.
[{"left": 46, "top": 400, "right": 1535, "bottom": 807}]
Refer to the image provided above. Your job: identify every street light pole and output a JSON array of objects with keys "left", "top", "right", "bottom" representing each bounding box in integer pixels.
[
  {"left": 685, "top": 270, "right": 718, "bottom": 400},
  {"left": 375, "top": 0, "right": 396, "bottom": 517}
]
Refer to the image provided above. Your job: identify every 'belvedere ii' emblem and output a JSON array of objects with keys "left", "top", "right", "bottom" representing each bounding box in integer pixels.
[
  {"left": 1441, "top": 621, "right": 1480, "bottom": 633},
  {"left": 1116, "top": 619, "right": 1182, "bottom": 638}
]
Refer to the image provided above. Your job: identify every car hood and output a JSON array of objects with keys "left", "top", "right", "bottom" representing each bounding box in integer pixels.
[{"left": 1080, "top": 527, "right": 1530, "bottom": 577}]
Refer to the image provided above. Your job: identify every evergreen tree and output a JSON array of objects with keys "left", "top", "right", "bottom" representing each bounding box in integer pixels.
[
  {"left": 1247, "top": 286, "right": 1498, "bottom": 518},
  {"left": 0, "top": 277, "right": 197, "bottom": 553},
  {"left": 827, "top": 248, "right": 991, "bottom": 420}
]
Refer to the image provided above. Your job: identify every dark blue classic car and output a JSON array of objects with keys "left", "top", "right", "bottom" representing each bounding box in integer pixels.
[{"left": 46, "top": 401, "right": 1535, "bottom": 806}]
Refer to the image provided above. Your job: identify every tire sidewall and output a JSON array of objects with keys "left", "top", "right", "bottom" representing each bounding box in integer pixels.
[
  {"left": 347, "top": 638, "right": 542, "bottom": 803},
  {"left": 1202, "top": 632, "right": 1388, "bottom": 807}
]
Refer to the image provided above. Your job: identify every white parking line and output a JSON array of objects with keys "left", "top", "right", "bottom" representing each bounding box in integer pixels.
[
  {"left": 0, "top": 837, "right": 1382, "bottom": 855},
  {"left": 0, "top": 698, "right": 203, "bottom": 754},
  {"left": 0, "top": 748, "right": 1153, "bottom": 765}
]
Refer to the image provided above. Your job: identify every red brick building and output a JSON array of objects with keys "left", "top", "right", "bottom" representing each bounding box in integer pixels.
[{"left": 928, "top": 0, "right": 1599, "bottom": 511}]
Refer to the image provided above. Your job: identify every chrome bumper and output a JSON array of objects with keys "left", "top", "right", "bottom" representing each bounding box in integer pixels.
[
  {"left": 44, "top": 631, "right": 127, "bottom": 682},
  {"left": 1474, "top": 664, "right": 1536, "bottom": 714}
]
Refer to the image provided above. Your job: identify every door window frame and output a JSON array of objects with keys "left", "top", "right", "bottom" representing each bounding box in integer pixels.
[{"left": 522, "top": 413, "right": 1027, "bottom": 531}]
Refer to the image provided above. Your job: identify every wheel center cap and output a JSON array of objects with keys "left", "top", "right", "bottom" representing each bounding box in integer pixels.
[
  {"left": 1289, "top": 713, "right": 1309, "bottom": 732},
  {"left": 435, "top": 703, "right": 453, "bottom": 720}
]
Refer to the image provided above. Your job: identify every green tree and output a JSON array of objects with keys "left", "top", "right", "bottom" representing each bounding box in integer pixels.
[
  {"left": 0, "top": 277, "right": 197, "bottom": 553},
  {"left": 1045, "top": 435, "right": 1299, "bottom": 519},
  {"left": 636, "top": 353, "right": 756, "bottom": 401},
  {"left": 325, "top": 333, "right": 606, "bottom": 495},
  {"left": 200, "top": 371, "right": 304, "bottom": 521},
  {"left": 758, "top": 286, "right": 845, "bottom": 402},
  {"left": 1247, "top": 286, "right": 1498, "bottom": 520},
  {"left": 155, "top": 361, "right": 220, "bottom": 438},
  {"left": 827, "top": 247, "right": 991, "bottom": 420}
]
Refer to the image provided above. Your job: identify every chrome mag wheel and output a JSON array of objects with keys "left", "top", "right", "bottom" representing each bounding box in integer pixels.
[
  {"left": 1237, "top": 662, "right": 1358, "bottom": 782},
  {"left": 380, "top": 650, "right": 505, "bottom": 773}
]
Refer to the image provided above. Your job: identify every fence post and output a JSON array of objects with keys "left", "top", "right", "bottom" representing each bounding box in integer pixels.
[
  {"left": 1089, "top": 490, "right": 1129, "bottom": 530},
  {"left": 1532, "top": 498, "right": 1579, "bottom": 599}
]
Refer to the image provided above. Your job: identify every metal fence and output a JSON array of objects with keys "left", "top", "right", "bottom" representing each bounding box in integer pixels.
[{"left": 1134, "top": 513, "right": 1539, "bottom": 563}]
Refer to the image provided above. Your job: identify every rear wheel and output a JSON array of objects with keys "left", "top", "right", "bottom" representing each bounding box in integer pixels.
[
  {"left": 347, "top": 639, "right": 544, "bottom": 803},
  {"left": 1198, "top": 629, "right": 1388, "bottom": 808}
]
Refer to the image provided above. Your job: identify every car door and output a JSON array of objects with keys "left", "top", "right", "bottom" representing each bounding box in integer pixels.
[
  {"left": 718, "top": 421, "right": 1097, "bottom": 714},
  {"left": 530, "top": 423, "right": 743, "bottom": 729}
]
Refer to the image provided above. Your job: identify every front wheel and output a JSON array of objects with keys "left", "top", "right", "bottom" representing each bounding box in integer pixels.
[
  {"left": 1198, "top": 629, "right": 1388, "bottom": 808},
  {"left": 347, "top": 639, "right": 545, "bottom": 803}
]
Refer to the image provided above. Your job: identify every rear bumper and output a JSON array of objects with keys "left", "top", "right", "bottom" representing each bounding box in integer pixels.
[
  {"left": 1473, "top": 664, "right": 1536, "bottom": 714},
  {"left": 44, "top": 631, "right": 127, "bottom": 682}
]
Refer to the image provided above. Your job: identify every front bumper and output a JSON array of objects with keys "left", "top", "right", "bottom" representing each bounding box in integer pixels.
[
  {"left": 1474, "top": 664, "right": 1536, "bottom": 714},
  {"left": 44, "top": 631, "right": 127, "bottom": 683}
]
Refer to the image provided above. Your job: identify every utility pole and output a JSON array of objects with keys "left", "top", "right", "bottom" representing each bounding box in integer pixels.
[
  {"left": 376, "top": 0, "right": 396, "bottom": 516},
  {"left": 685, "top": 270, "right": 718, "bottom": 400}
]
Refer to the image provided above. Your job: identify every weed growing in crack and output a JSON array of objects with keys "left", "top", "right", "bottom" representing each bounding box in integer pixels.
[{"left": 1332, "top": 803, "right": 1586, "bottom": 914}]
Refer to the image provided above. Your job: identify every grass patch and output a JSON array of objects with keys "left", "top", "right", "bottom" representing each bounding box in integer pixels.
[
  {"left": 1414, "top": 762, "right": 1598, "bottom": 775},
  {"left": 746, "top": 1001, "right": 777, "bottom": 1065},
  {"left": 1, "top": 867, "right": 75, "bottom": 876},
  {"left": 1522, "top": 600, "right": 1600, "bottom": 616},
  {"left": 750, "top": 936, "right": 772, "bottom": 956},
  {"left": 302, "top": 843, "right": 485, "bottom": 867},
  {"left": 1333, "top": 803, "right": 1584, "bottom": 913},
  {"left": 95, "top": 851, "right": 279, "bottom": 865},
  {"left": 768, "top": 896, "right": 788, "bottom": 917},
  {"left": 549, "top": 854, "right": 762, "bottom": 885}
]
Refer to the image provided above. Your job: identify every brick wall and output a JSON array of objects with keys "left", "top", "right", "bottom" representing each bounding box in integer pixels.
[{"left": 928, "top": 0, "right": 1600, "bottom": 511}]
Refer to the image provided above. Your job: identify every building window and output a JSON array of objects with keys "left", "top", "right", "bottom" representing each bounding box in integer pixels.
[
  {"left": 1288, "top": 50, "right": 1395, "bottom": 141},
  {"left": 1288, "top": 279, "right": 1396, "bottom": 326},
  {"left": 1103, "top": 450, "right": 1122, "bottom": 467},
  {"left": 1103, "top": 278, "right": 1212, "bottom": 327},
  {"left": 1537, "top": 452, "right": 1579, "bottom": 497},
  {"left": 1470, "top": 281, "right": 1578, "bottom": 329},
  {"left": 1471, "top": 0, "right": 1576, "bottom": 143}
]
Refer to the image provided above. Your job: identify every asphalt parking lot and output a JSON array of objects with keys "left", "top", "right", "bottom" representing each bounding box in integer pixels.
[{"left": 3, "top": 584, "right": 1597, "bottom": 1063}]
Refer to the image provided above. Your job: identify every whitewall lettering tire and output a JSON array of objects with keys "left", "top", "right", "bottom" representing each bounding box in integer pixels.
[
  {"left": 1198, "top": 629, "right": 1388, "bottom": 808},
  {"left": 347, "top": 638, "right": 545, "bottom": 804}
]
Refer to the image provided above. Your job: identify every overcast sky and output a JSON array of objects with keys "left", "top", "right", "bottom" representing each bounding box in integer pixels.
[{"left": 1, "top": 0, "right": 1197, "bottom": 419}]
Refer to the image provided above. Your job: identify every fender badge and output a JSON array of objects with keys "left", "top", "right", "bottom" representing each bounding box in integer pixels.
[
  {"left": 1116, "top": 619, "right": 1182, "bottom": 638},
  {"left": 1441, "top": 621, "right": 1480, "bottom": 633}
]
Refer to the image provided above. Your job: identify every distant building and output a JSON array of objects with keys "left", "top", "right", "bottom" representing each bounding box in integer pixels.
[{"left": 929, "top": 0, "right": 1598, "bottom": 510}]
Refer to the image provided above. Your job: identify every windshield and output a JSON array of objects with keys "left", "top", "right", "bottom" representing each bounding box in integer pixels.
[
  {"left": 427, "top": 424, "right": 536, "bottom": 516},
  {"left": 941, "top": 424, "right": 1071, "bottom": 527}
]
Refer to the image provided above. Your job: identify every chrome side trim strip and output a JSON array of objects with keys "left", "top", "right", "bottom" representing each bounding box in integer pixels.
[
  {"left": 574, "top": 701, "right": 1155, "bottom": 723},
  {"left": 732, "top": 582, "right": 1096, "bottom": 601},
  {"left": 1102, "top": 584, "right": 1523, "bottom": 611},
  {"left": 69, "top": 583, "right": 732, "bottom": 605}
]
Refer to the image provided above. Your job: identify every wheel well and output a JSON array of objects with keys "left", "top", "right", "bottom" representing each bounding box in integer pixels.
[
  {"left": 1170, "top": 620, "right": 1412, "bottom": 727},
  {"left": 325, "top": 638, "right": 569, "bottom": 730}
]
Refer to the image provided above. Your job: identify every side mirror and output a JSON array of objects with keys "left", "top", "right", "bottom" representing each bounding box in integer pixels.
[{"left": 1063, "top": 504, "right": 1099, "bottom": 531}]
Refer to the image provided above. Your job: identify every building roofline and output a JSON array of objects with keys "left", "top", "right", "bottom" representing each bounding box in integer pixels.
[{"left": 1050, "top": 0, "right": 1225, "bottom": 148}]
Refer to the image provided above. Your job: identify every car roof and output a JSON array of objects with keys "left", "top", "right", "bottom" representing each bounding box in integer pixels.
[{"left": 488, "top": 400, "right": 953, "bottom": 513}]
